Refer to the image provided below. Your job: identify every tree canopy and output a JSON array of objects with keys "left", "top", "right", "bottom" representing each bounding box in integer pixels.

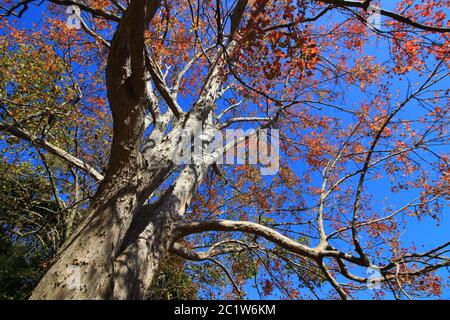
[{"left": 0, "top": 0, "right": 449, "bottom": 300}]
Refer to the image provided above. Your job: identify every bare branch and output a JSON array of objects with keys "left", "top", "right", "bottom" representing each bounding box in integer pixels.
[
  {"left": 318, "top": 258, "right": 350, "bottom": 300},
  {"left": 78, "top": 14, "right": 110, "bottom": 48},
  {"left": 48, "top": 0, "right": 120, "bottom": 21},
  {"left": 145, "top": 53, "right": 183, "bottom": 119},
  {"left": 216, "top": 99, "right": 243, "bottom": 120},
  {"left": 218, "top": 116, "right": 270, "bottom": 129},
  {"left": 0, "top": 122, "right": 104, "bottom": 181}
]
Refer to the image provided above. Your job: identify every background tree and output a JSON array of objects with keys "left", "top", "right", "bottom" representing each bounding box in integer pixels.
[{"left": 0, "top": 0, "right": 449, "bottom": 299}]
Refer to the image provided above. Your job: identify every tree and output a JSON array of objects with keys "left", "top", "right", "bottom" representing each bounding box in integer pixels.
[
  {"left": 147, "top": 256, "right": 197, "bottom": 299},
  {"left": 0, "top": 160, "right": 56, "bottom": 300},
  {"left": 0, "top": 161, "right": 197, "bottom": 301},
  {"left": 0, "top": 0, "right": 449, "bottom": 300}
]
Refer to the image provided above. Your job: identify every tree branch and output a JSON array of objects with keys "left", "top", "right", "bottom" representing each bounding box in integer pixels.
[
  {"left": 319, "top": 0, "right": 450, "bottom": 32},
  {"left": 145, "top": 52, "right": 183, "bottom": 119},
  {"left": 0, "top": 122, "right": 104, "bottom": 181},
  {"left": 218, "top": 116, "right": 270, "bottom": 129},
  {"left": 174, "top": 219, "right": 319, "bottom": 259}
]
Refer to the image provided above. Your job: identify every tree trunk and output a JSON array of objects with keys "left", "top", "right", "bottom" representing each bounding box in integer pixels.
[
  {"left": 111, "top": 162, "right": 210, "bottom": 299},
  {"left": 29, "top": 187, "right": 170, "bottom": 299},
  {"left": 30, "top": 153, "right": 208, "bottom": 299},
  {"left": 30, "top": 0, "right": 217, "bottom": 299}
]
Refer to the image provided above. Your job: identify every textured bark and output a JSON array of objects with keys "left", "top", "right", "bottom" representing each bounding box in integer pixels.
[
  {"left": 30, "top": 140, "right": 208, "bottom": 299},
  {"left": 0, "top": 122, "right": 104, "bottom": 181},
  {"left": 30, "top": 0, "right": 228, "bottom": 299},
  {"left": 30, "top": 0, "right": 165, "bottom": 300}
]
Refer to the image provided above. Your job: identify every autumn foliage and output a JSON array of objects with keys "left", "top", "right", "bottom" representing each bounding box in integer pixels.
[{"left": 0, "top": 0, "right": 449, "bottom": 300}]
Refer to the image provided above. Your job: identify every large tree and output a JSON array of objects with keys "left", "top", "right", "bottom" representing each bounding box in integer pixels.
[{"left": 0, "top": 0, "right": 449, "bottom": 299}]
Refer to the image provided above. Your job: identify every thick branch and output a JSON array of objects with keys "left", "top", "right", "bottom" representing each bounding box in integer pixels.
[
  {"left": 104, "top": 0, "right": 161, "bottom": 178},
  {"left": 48, "top": 0, "right": 120, "bottom": 21},
  {"left": 174, "top": 219, "right": 319, "bottom": 259}
]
